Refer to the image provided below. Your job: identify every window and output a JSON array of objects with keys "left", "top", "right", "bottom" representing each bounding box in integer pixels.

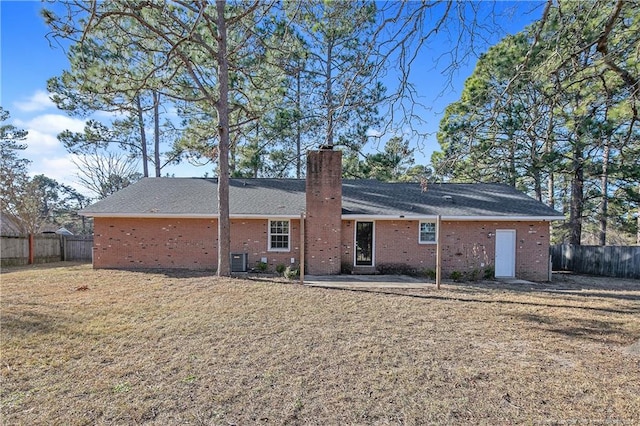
[
  {"left": 269, "top": 220, "right": 290, "bottom": 251},
  {"left": 419, "top": 221, "right": 436, "bottom": 243}
]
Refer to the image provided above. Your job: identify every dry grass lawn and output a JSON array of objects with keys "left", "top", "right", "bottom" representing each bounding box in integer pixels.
[{"left": 1, "top": 263, "right": 639, "bottom": 425}]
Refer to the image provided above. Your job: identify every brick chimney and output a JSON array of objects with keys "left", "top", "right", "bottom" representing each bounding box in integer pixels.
[{"left": 305, "top": 149, "right": 342, "bottom": 275}]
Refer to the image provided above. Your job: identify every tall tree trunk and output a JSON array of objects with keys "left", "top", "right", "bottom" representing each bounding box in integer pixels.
[
  {"left": 637, "top": 184, "right": 640, "bottom": 245},
  {"left": 296, "top": 65, "right": 302, "bottom": 178},
  {"left": 531, "top": 136, "right": 542, "bottom": 201},
  {"left": 544, "top": 109, "right": 556, "bottom": 210},
  {"left": 598, "top": 136, "right": 611, "bottom": 246},
  {"left": 533, "top": 168, "right": 542, "bottom": 201},
  {"left": 545, "top": 74, "right": 560, "bottom": 211},
  {"left": 216, "top": 0, "right": 231, "bottom": 277},
  {"left": 325, "top": 37, "right": 334, "bottom": 147},
  {"left": 508, "top": 139, "right": 516, "bottom": 187},
  {"left": 135, "top": 95, "right": 149, "bottom": 177},
  {"left": 229, "top": 135, "right": 236, "bottom": 176},
  {"left": 637, "top": 208, "right": 640, "bottom": 245},
  {"left": 153, "top": 91, "right": 161, "bottom": 177},
  {"left": 547, "top": 171, "right": 555, "bottom": 210},
  {"left": 569, "top": 134, "right": 584, "bottom": 246},
  {"left": 253, "top": 124, "right": 259, "bottom": 178},
  {"left": 546, "top": 146, "right": 555, "bottom": 240}
]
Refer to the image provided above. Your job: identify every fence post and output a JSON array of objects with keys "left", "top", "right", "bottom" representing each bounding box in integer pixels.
[
  {"left": 60, "top": 234, "right": 66, "bottom": 261},
  {"left": 299, "top": 212, "right": 305, "bottom": 284},
  {"left": 435, "top": 215, "right": 442, "bottom": 289},
  {"left": 28, "top": 233, "right": 34, "bottom": 264}
]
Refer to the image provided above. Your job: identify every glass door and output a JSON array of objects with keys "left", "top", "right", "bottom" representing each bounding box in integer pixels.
[{"left": 355, "top": 221, "right": 374, "bottom": 266}]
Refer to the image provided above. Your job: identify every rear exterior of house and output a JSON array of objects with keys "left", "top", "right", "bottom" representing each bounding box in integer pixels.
[
  {"left": 338, "top": 219, "right": 550, "bottom": 281},
  {"left": 91, "top": 217, "right": 303, "bottom": 271},
  {"left": 84, "top": 149, "right": 562, "bottom": 281}
]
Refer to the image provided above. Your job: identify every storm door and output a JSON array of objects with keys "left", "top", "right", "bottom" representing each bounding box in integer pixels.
[
  {"left": 355, "top": 221, "right": 374, "bottom": 266},
  {"left": 495, "top": 229, "right": 516, "bottom": 278}
]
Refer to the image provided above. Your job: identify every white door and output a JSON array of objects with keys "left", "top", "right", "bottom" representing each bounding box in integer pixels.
[{"left": 495, "top": 229, "right": 516, "bottom": 278}]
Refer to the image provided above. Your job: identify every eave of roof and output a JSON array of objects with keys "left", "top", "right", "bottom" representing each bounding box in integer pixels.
[
  {"left": 342, "top": 214, "right": 564, "bottom": 221},
  {"left": 79, "top": 177, "right": 565, "bottom": 220},
  {"left": 83, "top": 213, "right": 301, "bottom": 219},
  {"left": 84, "top": 212, "right": 564, "bottom": 222}
]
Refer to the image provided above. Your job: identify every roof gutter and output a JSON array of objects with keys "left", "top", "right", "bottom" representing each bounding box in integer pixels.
[
  {"left": 341, "top": 214, "right": 564, "bottom": 221},
  {"left": 80, "top": 212, "right": 564, "bottom": 222},
  {"left": 79, "top": 212, "right": 301, "bottom": 219},
  {"left": 438, "top": 215, "right": 564, "bottom": 222}
]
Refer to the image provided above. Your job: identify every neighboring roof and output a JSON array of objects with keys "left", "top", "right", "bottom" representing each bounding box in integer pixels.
[
  {"left": 79, "top": 177, "right": 564, "bottom": 220},
  {"left": 1, "top": 213, "right": 22, "bottom": 236},
  {"left": 55, "top": 227, "right": 74, "bottom": 235}
]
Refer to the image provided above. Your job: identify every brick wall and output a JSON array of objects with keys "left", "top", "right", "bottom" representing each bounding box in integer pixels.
[
  {"left": 93, "top": 217, "right": 217, "bottom": 269},
  {"left": 440, "top": 221, "right": 550, "bottom": 282},
  {"left": 305, "top": 150, "right": 342, "bottom": 275},
  {"left": 340, "top": 220, "right": 354, "bottom": 269},
  {"left": 375, "top": 220, "right": 438, "bottom": 269},
  {"left": 339, "top": 219, "right": 551, "bottom": 281},
  {"left": 231, "top": 218, "right": 301, "bottom": 271},
  {"left": 93, "top": 217, "right": 302, "bottom": 272},
  {"left": 341, "top": 220, "right": 437, "bottom": 272}
]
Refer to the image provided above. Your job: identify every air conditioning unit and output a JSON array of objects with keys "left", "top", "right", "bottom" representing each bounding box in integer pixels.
[{"left": 230, "top": 253, "right": 248, "bottom": 272}]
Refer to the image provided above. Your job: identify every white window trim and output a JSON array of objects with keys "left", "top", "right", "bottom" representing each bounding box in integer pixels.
[
  {"left": 268, "top": 219, "right": 290, "bottom": 252},
  {"left": 418, "top": 220, "right": 437, "bottom": 244}
]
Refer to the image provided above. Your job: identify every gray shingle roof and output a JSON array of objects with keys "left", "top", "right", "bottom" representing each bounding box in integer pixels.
[{"left": 80, "top": 177, "right": 563, "bottom": 219}]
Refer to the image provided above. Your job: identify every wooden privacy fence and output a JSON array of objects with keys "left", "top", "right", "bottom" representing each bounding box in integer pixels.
[
  {"left": 1, "top": 234, "right": 93, "bottom": 267},
  {"left": 550, "top": 244, "right": 640, "bottom": 279},
  {"left": 62, "top": 235, "right": 94, "bottom": 261}
]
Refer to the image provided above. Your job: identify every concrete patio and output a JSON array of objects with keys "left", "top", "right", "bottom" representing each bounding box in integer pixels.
[
  {"left": 303, "top": 274, "right": 435, "bottom": 289},
  {"left": 302, "top": 274, "right": 539, "bottom": 289}
]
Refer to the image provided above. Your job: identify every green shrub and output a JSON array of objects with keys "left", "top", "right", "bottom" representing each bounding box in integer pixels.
[
  {"left": 275, "top": 264, "right": 286, "bottom": 274},
  {"left": 449, "top": 271, "right": 463, "bottom": 282},
  {"left": 468, "top": 269, "right": 482, "bottom": 281},
  {"left": 284, "top": 266, "right": 299, "bottom": 280},
  {"left": 484, "top": 266, "right": 495, "bottom": 279},
  {"left": 256, "top": 261, "right": 268, "bottom": 272},
  {"left": 376, "top": 263, "right": 418, "bottom": 276},
  {"left": 341, "top": 262, "right": 353, "bottom": 274},
  {"left": 421, "top": 268, "right": 436, "bottom": 279}
]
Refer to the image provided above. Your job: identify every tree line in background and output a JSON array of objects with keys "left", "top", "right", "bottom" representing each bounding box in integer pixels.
[
  {"left": 1, "top": 1, "right": 638, "bottom": 268},
  {"left": 1, "top": 108, "right": 91, "bottom": 235},
  {"left": 434, "top": 0, "right": 639, "bottom": 245}
]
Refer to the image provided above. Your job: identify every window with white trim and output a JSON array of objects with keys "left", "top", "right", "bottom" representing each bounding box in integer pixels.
[
  {"left": 269, "top": 220, "right": 290, "bottom": 251},
  {"left": 419, "top": 221, "right": 436, "bottom": 243}
]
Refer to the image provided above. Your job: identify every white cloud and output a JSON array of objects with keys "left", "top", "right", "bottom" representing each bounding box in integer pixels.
[
  {"left": 93, "top": 109, "right": 129, "bottom": 120},
  {"left": 23, "top": 128, "right": 60, "bottom": 153},
  {"left": 30, "top": 154, "right": 88, "bottom": 195},
  {"left": 16, "top": 114, "right": 85, "bottom": 135},
  {"left": 14, "top": 90, "right": 55, "bottom": 112},
  {"left": 366, "top": 128, "right": 383, "bottom": 138},
  {"left": 14, "top": 114, "right": 85, "bottom": 156},
  {"left": 38, "top": 156, "right": 77, "bottom": 179}
]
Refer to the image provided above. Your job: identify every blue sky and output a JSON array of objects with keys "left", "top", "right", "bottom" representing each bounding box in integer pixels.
[{"left": 1, "top": 1, "right": 543, "bottom": 196}]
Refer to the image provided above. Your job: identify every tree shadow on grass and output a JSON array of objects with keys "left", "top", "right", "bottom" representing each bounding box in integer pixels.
[
  {"left": 310, "top": 285, "right": 640, "bottom": 346},
  {"left": 444, "top": 276, "right": 640, "bottom": 303},
  {"left": 310, "top": 285, "right": 640, "bottom": 316},
  {"left": 244, "top": 276, "right": 294, "bottom": 285},
  {"left": 111, "top": 268, "right": 297, "bottom": 285},
  {"left": 0, "top": 261, "right": 90, "bottom": 275},
  {"left": 100, "top": 267, "right": 218, "bottom": 279},
  {"left": 512, "top": 312, "right": 639, "bottom": 345},
  {"left": 0, "top": 309, "right": 65, "bottom": 337}
]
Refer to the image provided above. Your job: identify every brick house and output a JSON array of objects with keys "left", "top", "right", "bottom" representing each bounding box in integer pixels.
[{"left": 80, "top": 149, "right": 563, "bottom": 281}]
